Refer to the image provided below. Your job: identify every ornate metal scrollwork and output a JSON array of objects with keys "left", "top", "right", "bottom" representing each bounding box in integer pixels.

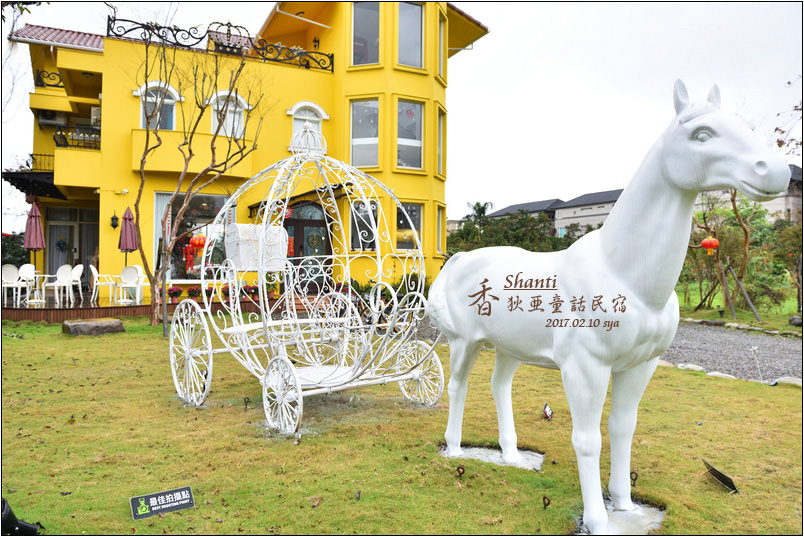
[
  {"left": 106, "top": 16, "right": 207, "bottom": 47},
  {"left": 34, "top": 70, "right": 64, "bottom": 88},
  {"left": 106, "top": 17, "right": 334, "bottom": 72}
]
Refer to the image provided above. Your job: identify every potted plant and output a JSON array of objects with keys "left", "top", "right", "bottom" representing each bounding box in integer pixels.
[
  {"left": 187, "top": 286, "right": 202, "bottom": 302},
  {"left": 242, "top": 285, "right": 259, "bottom": 301},
  {"left": 221, "top": 284, "right": 231, "bottom": 299},
  {"left": 205, "top": 286, "right": 215, "bottom": 302},
  {"left": 167, "top": 286, "right": 183, "bottom": 303}
]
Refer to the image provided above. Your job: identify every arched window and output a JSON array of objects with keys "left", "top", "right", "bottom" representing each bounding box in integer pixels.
[
  {"left": 133, "top": 82, "right": 181, "bottom": 130},
  {"left": 287, "top": 101, "right": 329, "bottom": 152},
  {"left": 211, "top": 92, "right": 249, "bottom": 138}
]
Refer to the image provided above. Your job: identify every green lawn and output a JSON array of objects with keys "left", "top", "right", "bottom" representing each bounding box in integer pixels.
[{"left": 1, "top": 317, "right": 801, "bottom": 534}]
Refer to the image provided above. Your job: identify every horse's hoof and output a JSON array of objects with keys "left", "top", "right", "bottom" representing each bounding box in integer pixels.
[
  {"left": 444, "top": 446, "right": 463, "bottom": 458},
  {"left": 611, "top": 499, "right": 637, "bottom": 512},
  {"left": 501, "top": 451, "right": 524, "bottom": 464}
]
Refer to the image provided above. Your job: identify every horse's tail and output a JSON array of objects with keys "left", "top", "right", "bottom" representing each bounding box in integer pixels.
[{"left": 426, "top": 252, "right": 464, "bottom": 337}]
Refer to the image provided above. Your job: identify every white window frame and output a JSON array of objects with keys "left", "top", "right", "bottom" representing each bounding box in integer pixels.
[
  {"left": 437, "top": 205, "right": 445, "bottom": 253},
  {"left": 210, "top": 91, "right": 250, "bottom": 138},
  {"left": 437, "top": 108, "right": 445, "bottom": 176},
  {"left": 286, "top": 101, "right": 329, "bottom": 152},
  {"left": 133, "top": 81, "right": 183, "bottom": 131}
]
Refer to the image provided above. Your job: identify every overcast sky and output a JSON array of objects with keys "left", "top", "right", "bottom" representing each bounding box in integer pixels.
[{"left": 2, "top": 1, "right": 802, "bottom": 231}]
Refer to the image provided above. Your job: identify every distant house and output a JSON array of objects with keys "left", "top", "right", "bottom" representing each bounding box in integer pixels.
[
  {"left": 761, "top": 164, "right": 802, "bottom": 223},
  {"left": 489, "top": 189, "right": 623, "bottom": 237},
  {"left": 692, "top": 164, "right": 802, "bottom": 223}
]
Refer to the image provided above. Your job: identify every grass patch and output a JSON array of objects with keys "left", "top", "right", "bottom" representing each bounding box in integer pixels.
[{"left": 1, "top": 319, "right": 801, "bottom": 534}]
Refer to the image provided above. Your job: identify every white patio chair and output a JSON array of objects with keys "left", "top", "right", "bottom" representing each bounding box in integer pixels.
[
  {"left": 89, "top": 265, "right": 116, "bottom": 305},
  {"left": 69, "top": 264, "right": 84, "bottom": 305},
  {"left": 43, "top": 264, "right": 73, "bottom": 306},
  {"left": 115, "top": 265, "right": 142, "bottom": 305},
  {"left": 17, "top": 264, "right": 37, "bottom": 305},
  {"left": 2, "top": 264, "right": 23, "bottom": 307}
]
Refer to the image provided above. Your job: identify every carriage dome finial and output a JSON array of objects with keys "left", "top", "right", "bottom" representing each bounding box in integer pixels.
[{"left": 290, "top": 121, "right": 327, "bottom": 157}]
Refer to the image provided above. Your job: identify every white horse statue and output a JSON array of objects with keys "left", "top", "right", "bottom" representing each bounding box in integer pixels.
[{"left": 427, "top": 80, "right": 790, "bottom": 534}]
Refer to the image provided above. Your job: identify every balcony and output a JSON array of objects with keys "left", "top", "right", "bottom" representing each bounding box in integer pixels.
[
  {"left": 106, "top": 16, "right": 334, "bottom": 72},
  {"left": 53, "top": 126, "right": 101, "bottom": 150}
]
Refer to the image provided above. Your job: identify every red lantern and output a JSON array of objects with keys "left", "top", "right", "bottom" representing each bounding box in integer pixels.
[
  {"left": 189, "top": 234, "right": 206, "bottom": 254},
  {"left": 701, "top": 236, "right": 719, "bottom": 256}
]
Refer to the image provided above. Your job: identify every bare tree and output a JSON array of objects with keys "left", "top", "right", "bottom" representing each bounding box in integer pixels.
[{"left": 122, "top": 16, "right": 265, "bottom": 326}]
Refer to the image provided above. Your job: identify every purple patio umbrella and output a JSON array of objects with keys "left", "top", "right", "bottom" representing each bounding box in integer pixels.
[
  {"left": 23, "top": 203, "right": 46, "bottom": 265},
  {"left": 118, "top": 207, "right": 139, "bottom": 265}
]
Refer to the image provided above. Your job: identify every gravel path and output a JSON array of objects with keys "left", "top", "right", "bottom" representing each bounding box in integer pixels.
[
  {"left": 416, "top": 319, "right": 802, "bottom": 382},
  {"left": 660, "top": 322, "right": 801, "bottom": 381}
]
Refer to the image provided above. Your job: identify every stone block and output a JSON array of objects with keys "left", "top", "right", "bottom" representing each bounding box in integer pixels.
[
  {"left": 707, "top": 371, "right": 737, "bottom": 379},
  {"left": 677, "top": 363, "right": 704, "bottom": 371},
  {"left": 700, "top": 319, "right": 726, "bottom": 326},
  {"left": 62, "top": 318, "right": 125, "bottom": 336},
  {"left": 773, "top": 377, "right": 802, "bottom": 387}
]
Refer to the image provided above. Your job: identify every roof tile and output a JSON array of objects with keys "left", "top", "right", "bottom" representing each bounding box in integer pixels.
[{"left": 10, "top": 24, "right": 104, "bottom": 50}]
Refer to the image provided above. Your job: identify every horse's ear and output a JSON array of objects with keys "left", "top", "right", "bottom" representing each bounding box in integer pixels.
[
  {"left": 673, "top": 80, "right": 689, "bottom": 114},
  {"left": 707, "top": 85, "right": 721, "bottom": 108}
]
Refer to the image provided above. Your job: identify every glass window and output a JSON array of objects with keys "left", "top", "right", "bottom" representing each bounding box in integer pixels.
[
  {"left": 353, "top": 2, "right": 379, "bottom": 65},
  {"left": 142, "top": 87, "right": 176, "bottom": 130},
  {"left": 154, "top": 193, "right": 233, "bottom": 280},
  {"left": 437, "top": 205, "right": 444, "bottom": 253},
  {"left": 397, "top": 100, "right": 422, "bottom": 169},
  {"left": 351, "top": 200, "right": 377, "bottom": 250},
  {"left": 437, "top": 108, "right": 445, "bottom": 175},
  {"left": 397, "top": 202, "right": 422, "bottom": 250},
  {"left": 211, "top": 95, "right": 245, "bottom": 138},
  {"left": 438, "top": 14, "right": 445, "bottom": 78},
  {"left": 398, "top": 2, "right": 423, "bottom": 68},
  {"left": 290, "top": 105, "right": 325, "bottom": 152},
  {"left": 351, "top": 99, "right": 379, "bottom": 167}
]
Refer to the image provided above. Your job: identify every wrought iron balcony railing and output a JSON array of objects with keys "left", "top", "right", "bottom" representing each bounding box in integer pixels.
[
  {"left": 106, "top": 16, "right": 334, "bottom": 72},
  {"left": 31, "top": 153, "right": 55, "bottom": 171},
  {"left": 53, "top": 126, "right": 101, "bottom": 150}
]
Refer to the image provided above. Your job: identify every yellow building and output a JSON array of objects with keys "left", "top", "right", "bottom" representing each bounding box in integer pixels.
[{"left": 5, "top": 2, "right": 487, "bottom": 302}]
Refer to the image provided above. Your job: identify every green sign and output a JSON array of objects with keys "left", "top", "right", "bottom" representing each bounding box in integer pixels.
[{"left": 130, "top": 486, "right": 194, "bottom": 520}]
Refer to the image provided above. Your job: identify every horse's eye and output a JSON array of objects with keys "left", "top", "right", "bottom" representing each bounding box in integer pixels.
[{"left": 693, "top": 128, "right": 713, "bottom": 142}]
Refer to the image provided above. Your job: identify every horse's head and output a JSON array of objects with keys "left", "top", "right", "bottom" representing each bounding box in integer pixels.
[{"left": 661, "top": 80, "right": 790, "bottom": 201}]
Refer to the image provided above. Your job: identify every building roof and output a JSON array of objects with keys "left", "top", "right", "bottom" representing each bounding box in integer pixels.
[
  {"left": 9, "top": 24, "right": 104, "bottom": 51},
  {"left": 488, "top": 198, "right": 563, "bottom": 218},
  {"left": 790, "top": 164, "right": 802, "bottom": 183},
  {"left": 554, "top": 189, "right": 623, "bottom": 209}
]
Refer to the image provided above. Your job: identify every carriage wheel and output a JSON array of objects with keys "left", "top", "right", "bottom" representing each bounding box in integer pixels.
[
  {"left": 262, "top": 355, "right": 303, "bottom": 435},
  {"left": 398, "top": 341, "right": 444, "bottom": 405},
  {"left": 169, "top": 299, "right": 213, "bottom": 406}
]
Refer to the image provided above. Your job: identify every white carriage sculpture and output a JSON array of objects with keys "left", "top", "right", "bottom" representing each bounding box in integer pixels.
[{"left": 168, "top": 124, "right": 444, "bottom": 435}]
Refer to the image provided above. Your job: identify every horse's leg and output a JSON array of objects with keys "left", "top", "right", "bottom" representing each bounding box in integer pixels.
[
  {"left": 608, "top": 357, "right": 658, "bottom": 511},
  {"left": 561, "top": 357, "right": 612, "bottom": 535},
  {"left": 444, "top": 338, "right": 482, "bottom": 457},
  {"left": 491, "top": 350, "right": 522, "bottom": 463}
]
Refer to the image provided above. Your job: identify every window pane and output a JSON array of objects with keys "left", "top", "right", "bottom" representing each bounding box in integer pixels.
[
  {"left": 351, "top": 201, "right": 377, "bottom": 250},
  {"left": 161, "top": 193, "right": 229, "bottom": 280},
  {"left": 437, "top": 110, "right": 444, "bottom": 175},
  {"left": 143, "top": 89, "right": 174, "bottom": 130},
  {"left": 213, "top": 97, "right": 243, "bottom": 138},
  {"left": 397, "top": 100, "right": 422, "bottom": 168},
  {"left": 291, "top": 107, "right": 324, "bottom": 152},
  {"left": 437, "top": 206, "right": 444, "bottom": 252},
  {"left": 399, "top": 2, "right": 422, "bottom": 68},
  {"left": 438, "top": 16, "right": 445, "bottom": 77},
  {"left": 353, "top": 2, "right": 379, "bottom": 65},
  {"left": 397, "top": 202, "right": 422, "bottom": 250},
  {"left": 351, "top": 99, "right": 378, "bottom": 167}
]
